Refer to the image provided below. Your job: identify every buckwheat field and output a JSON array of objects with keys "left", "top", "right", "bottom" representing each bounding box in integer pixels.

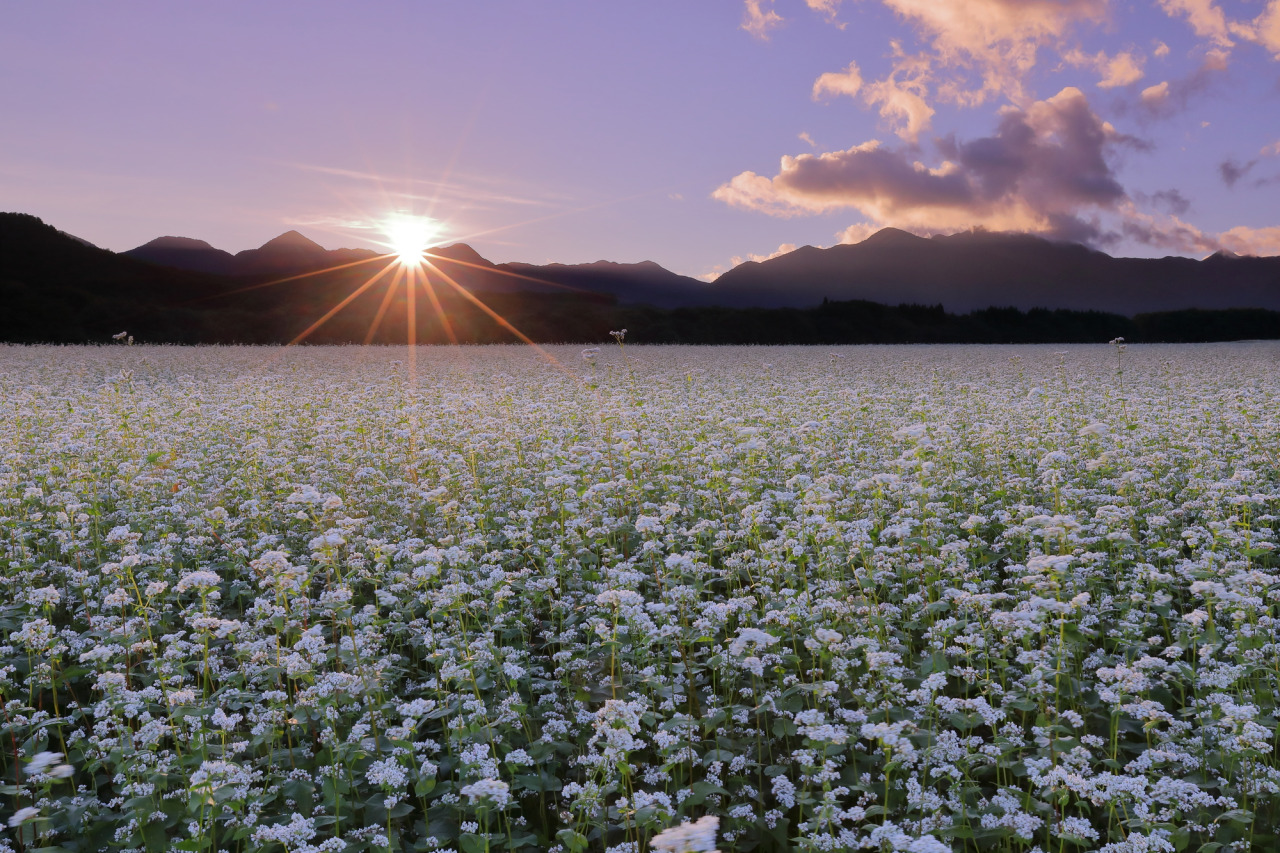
[{"left": 4, "top": 342, "right": 1280, "bottom": 853}]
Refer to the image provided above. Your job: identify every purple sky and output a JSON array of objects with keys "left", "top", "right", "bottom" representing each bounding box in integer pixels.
[{"left": 3, "top": 1, "right": 1278, "bottom": 278}]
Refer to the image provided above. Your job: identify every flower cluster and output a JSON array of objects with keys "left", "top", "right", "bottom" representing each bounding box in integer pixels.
[{"left": 1, "top": 342, "right": 1279, "bottom": 852}]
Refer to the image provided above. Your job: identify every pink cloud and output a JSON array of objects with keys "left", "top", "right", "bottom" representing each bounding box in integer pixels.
[
  {"left": 1157, "top": 0, "right": 1280, "bottom": 57},
  {"left": 1065, "top": 48, "right": 1146, "bottom": 88},
  {"left": 805, "top": 0, "right": 847, "bottom": 26},
  {"left": 812, "top": 62, "right": 864, "bottom": 100},
  {"left": 1235, "top": 0, "right": 1280, "bottom": 57},
  {"left": 1157, "top": 0, "right": 1234, "bottom": 47},
  {"left": 733, "top": 242, "right": 800, "bottom": 266},
  {"left": 1141, "top": 80, "right": 1171, "bottom": 104},
  {"left": 862, "top": 49, "right": 936, "bottom": 141},
  {"left": 1218, "top": 225, "right": 1280, "bottom": 256},
  {"left": 742, "top": 0, "right": 784, "bottom": 39},
  {"left": 876, "top": 0, "right": 1110, "bottom": 103},
  {"left": 836, "top": 222, "right": 883, "bottom": 244}
]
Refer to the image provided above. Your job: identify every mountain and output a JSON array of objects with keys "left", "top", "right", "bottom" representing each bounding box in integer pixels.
[
  {"left": 0, "top": 213, "right": 620, "bottom": 345},
  {"left": 124, "top": 230, "right": 381, "bottom": 277},
  {"left": 493, "top": 259, "right": 713, "bottom": 306},
  {"left": 0, "top": 213, "right": 238, "bottom": 342},
  {"left": 124, "top": 236, "right": 238, "bottom": 275},
  {"left": 127, "top": 228, "right": 715, "bottom": 303},
  {"left": 231, "top": 230, "right": 381, "bottom": 276},
  {"left": 7, "top": 211, "right": 1280, "bottom": 345},
  {"left": 709, "top": 229, "right": 1280, "bottom": 313}
]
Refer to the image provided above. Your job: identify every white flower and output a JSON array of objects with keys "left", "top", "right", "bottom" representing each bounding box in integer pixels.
[
  {"left": 174, "top": 570, "right": 221, "bottom": 593},
  {"left": 728, "top": 627, "right": 778, "bottom": 657},
  {"left": 892, "top": 423, "right": 928, "bottom": 441},
  {"left": 459, "top": 778, "right": 511, "bottom": 808},
  {"left": 651, "top": 815, "right": 719, "bottom": 852},
  {"left": 813, "top": 628, "right": 842, "bottom": 645},
  {"left": 26, "top": 750, "right": 64, "bottom": 775},
  {"left": 8, "top": 806, "right": 39, "bottom": 827}
]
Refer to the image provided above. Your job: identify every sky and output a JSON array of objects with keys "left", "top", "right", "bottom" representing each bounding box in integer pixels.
[{"left": 2, "top": 1, "right": 1278, "bottom": 279}]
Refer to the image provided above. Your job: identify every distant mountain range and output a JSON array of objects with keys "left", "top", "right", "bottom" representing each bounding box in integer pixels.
[
  {"left": 113, "top": 222, "right": 1280, "bottom": 314},
  {"left": 3, "top": 210, "right": 1279, "bottom": 344},
  {"left": 124, "top": 231, "right": 381, "bottom": 277},
  {"left": 709, "top": 228, "right": 1280, "bottom": 315}
]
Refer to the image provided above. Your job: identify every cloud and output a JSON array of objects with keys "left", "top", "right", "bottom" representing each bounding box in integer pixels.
[
  {"left": 862, "top": 49, "right": 936, "bottom": 141},
  {"left": 874, "top": 0, "right": 1110, "bottom": 104},
  {"left": 1157, "top": 0, "right": 1234, "bottom": 48},
  {"left": 1097, "top": 51, "right": 1146, "bottom": 87},
  {"left": 1235, "top": 0, "right": 1280, "bottom": 57},
  {"left": 1219, "top": 157, "right": 1256, "bottom": 187},
  {"left": 1263, "top": 139, "right": 1280, "bottom": 157},
  {"left": 714, "top": 87, "right": 1133, "bottom": 241},
  {"left": 1140, "top": 80, "right": 1171, "bottom": 105},
  {"left": 1154, "top": 40, "right": 1171, "bottom": 58},
  {"left": 702, "top": 241, "right": 803, "bottom": 280},
  {"left": 837, "top": 222, "right": 882, "bottom": 244},
  {"left": 1156, "top": 0, "right": 1280, "bottom": 57},
  {"left": 805, "top": 0, "right": 847, "bottom": 26},
  {"left": 1065, "top": 48, "right": 1146, "bottom": 88},
  {"left": 1116, "top": 202, "right": 1219, "bottom": 253},
  {"left": 1133, "top": 49, "right": 1227, "bottom": 117},
  {"left": 812, "top": 62, "right": 864, "bottom": 100},
  {"left": 742, "top": 0, "right": 784, "bottom": 39},
  {"left": 732, "top": 242, "right": 800, "bottom": 266},
  {"left": 1150, "top": 188, "right": 1191, "bottom": 215},
  {"left": 1218, "top": 225, "right": 1280, "bottom": 255}
]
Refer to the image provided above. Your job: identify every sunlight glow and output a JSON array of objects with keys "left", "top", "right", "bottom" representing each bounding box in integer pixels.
[{"left": 383, "top": 214, "right": 439, "bottom": 267}]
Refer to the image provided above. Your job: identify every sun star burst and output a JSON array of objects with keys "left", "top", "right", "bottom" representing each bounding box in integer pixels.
[{"left": 383, "top": 214, "right": 439, "bottom": 267}]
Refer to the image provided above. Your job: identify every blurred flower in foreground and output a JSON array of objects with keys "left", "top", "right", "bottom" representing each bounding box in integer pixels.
[{"left": 651, "top": 815, "right": 719, "bottom": 853}]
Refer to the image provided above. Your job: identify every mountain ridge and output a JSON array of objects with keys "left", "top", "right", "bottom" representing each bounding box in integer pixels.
[
  {"left": 15, "top": 211, "right": 1280, "bottom": 316},
  {"left": 4, "top": 212, "right": 1280, "bottom": 345}
]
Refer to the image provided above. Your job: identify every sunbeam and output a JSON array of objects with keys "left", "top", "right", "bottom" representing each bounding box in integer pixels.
[
  {"left": 363, "top": 264, "right": 407, "bottom": 345},
  {"left": 422, "top": 259, "right": 566, "bottom": 369},
  {"left": 287, "top": 261, "right": 398, "bottom": 346}
]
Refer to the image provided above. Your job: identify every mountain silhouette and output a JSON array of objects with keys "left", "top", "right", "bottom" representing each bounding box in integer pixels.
[
  {"left": 125, "top": 230, "right": 382, "bottom": 277},
  {"left": 708, "top": 229, "right": 1280, "bottom": 313},
  {"left": 7, "top": 211, "right": 1280, "bottom": 345},
  {"left": 125, "top": 236, "right": 238, "bottom": 275}
]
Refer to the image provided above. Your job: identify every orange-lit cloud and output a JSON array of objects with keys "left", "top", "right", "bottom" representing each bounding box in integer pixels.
[
  {"left": 863, "top": 48, "right": 936, "bottom": 141},
  {"left": 715, "top": 87, "right": 1131, "bottom": 242},
  {"left": 1218, "top": 225, "right": 1280, "bottom": 255},
  {"left": 875, "top": 0, "right": 1110, "bottom": 104},
  {"left": 837, "top": 222, "right": 881, "bottom": 244},
  {"left": 1235, "top": 0, "right": 1280, "bottom": 57}
]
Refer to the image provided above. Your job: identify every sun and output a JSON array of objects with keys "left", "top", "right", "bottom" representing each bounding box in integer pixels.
[{"left": 382, "top": 214, "right": 439, "bottom": 267}]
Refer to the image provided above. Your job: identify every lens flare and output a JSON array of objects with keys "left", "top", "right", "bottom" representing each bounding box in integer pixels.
[{"left": 383, "top": 215, "right": 439, "bottom": 267}]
